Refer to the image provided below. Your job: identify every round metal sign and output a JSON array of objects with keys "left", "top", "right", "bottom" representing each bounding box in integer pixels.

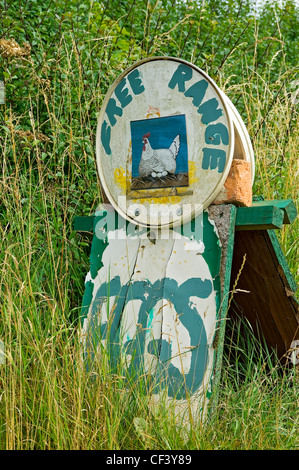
[
  {"left": 220, "top": 90, "right": 255, "bottom": 185},
  {"left": 96, "top": 57, "right": 234, "bottom": 228}
]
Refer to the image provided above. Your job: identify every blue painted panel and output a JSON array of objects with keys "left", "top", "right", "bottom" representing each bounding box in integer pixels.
[{"left": 130, "top": 114, "right": 188, "bottom": 177}]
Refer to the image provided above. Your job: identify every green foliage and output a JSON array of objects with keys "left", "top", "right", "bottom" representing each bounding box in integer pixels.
[{"left": 0, "top": 0, "right": 298, "bottom": 450}]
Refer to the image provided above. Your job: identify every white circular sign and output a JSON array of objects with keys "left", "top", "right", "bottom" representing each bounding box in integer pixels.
[{"left": 96, "top": 57, "right": 234, "bottom": 228}]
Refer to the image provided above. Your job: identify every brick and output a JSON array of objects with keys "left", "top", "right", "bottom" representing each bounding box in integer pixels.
[{"left": 213, "top": 159, "right": 252, "bottom": 207}]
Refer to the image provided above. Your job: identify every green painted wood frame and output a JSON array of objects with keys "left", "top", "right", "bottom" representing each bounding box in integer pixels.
[{"left": 74, "top": 199, "right": 297, "bottom": 235}]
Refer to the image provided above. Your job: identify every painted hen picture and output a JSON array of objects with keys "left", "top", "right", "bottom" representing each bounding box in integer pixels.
[
  {"left": 130, "top": 114, "right": 189, "bottom": 190},
  {"left": 139, "top": 132, "right": 180, "bottom": 178}
]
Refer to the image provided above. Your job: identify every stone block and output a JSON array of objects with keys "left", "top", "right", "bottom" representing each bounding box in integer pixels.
[{"left": 213, "top": 159, "right": 252, "bottom": 207}]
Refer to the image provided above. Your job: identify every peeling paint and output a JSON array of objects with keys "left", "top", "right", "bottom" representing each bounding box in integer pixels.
[{"left": 114, "top": 160, "right": 198, "bottom": 207}]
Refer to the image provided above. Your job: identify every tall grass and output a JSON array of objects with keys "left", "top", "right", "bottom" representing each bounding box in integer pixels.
[{"left": 0, "top": 2, "right": 298, "bottom": 450}]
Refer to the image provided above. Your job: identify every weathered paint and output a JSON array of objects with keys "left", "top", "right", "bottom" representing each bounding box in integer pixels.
[
  {"left": 82, "top": 218, "right": 141, "bottom": 369},
  {"left": 114, "top": 161, "right": 199, "bottom": 206},
  {"left": 80, "top": 205, "right": 236, "bottom": 425},
  {"left": 219, "top": 90, "right": 255, "bottom": 184},
  {"left": 228, "top": 226, "right": 299, "bottom": 365},
  {"left": 96, "top": 57, "right": 234, "bottom": 228},
  {"left": 74, "top": 199, "right": 297, "bottom": 236},
  {"left": 124, "top": 237, "right": 174, "bottom": 375}
]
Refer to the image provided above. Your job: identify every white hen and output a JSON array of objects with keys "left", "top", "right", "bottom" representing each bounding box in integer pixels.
[{"left": 138, "top": 132, "right": 180, "bottom": 178}]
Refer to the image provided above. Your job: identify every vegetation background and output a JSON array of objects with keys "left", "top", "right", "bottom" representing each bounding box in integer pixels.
[{"left": 0, "top": 0, "right": 298, "bottom": 450}]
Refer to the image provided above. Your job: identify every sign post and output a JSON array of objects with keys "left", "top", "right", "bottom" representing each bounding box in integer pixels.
[{"left": 75, "top": 57, "right": 298, "bottom": 428}]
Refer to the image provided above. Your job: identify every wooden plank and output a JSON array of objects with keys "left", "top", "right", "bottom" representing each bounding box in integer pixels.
[
  {"left": 81, "top": 211, "right": 141, "bottom": 369},
  {"left": 75, "top": 199, "right": 296, "bottom": 234},
  {"left": 115, "top": 235, "right": 175, "bottom": 377},
  {"left": 96, "top": 57, "right": 235, "bottom": 228},
  {"left": 228, "top": 229, "right": 299, "bottom": 363},
  {"left": 149, "top": 206, "right": 236, "bottom": 423},
  {"left": 251, "top": 199, "right": 297, "bottom": 225},
  {"left": 153, "top": 230, "right": 219, "bottom": 423},
  {"left": 207, "top": 204, "right": 237, "bottom": 413},
  {"left": 235, "top": 205, "right": 284, "bottom": 230},
  {"left": 80, "top": 211, "right": 108, "bottom": 324},
  {"left": 79, "top": 206, "right": 238, "bottom": 426}
]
